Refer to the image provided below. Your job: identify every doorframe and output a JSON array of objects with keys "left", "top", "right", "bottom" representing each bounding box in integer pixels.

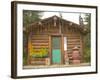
[{"left": 49, "top": 34, "right": 64, "bottom": 65}]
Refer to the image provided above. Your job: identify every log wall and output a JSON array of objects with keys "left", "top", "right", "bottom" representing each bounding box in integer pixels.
[
  {"left": 30, "top": 24, "right": 83, "bottom": 55},
  {"left": 31, "top": 34, "right": 49, "bottom": 50}
]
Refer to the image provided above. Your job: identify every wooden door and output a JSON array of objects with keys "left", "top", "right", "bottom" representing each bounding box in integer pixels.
[{"left": 51, "top": 36, "right": 61, "bottom": 64}]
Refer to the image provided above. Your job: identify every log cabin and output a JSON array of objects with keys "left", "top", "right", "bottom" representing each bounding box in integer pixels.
[{"left": 24, "top": 15, "right": 87, "bottom": 65}]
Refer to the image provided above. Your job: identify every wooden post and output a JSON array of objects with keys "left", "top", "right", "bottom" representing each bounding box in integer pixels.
[
  {"left": 61, "top": 35, "right": 64, "bottom": 64},
  {"left": 27, "top": 32, "right": 33, "bottom": 65},
  {"left": 49, "top": 36, "right": 51, "bottom": 65}
]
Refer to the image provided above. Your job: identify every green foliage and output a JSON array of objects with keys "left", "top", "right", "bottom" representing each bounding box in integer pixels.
[
  {"left": 23, "top": 10, "right": 43, "bottom": 64},
  {"left": 83, "top": 13, "right": 91, "bottom": 63},
  {"left": 83, "top": 47, "right": 91, "bottom": 62},
  {"left": 23, "top": 10, "right": 43, "bottom": 27},
  {"left": 23, "top": 48, "right": 27, "bottom": 65},
  {"left": 31, "top": 48, "right": 48, "bottom": 58}
]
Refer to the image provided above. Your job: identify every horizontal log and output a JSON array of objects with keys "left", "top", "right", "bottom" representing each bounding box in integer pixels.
[
  {"left": 67, "top": 43, "right": 80, "bottom": 45},
  {"left": 64, "top": 33, "right": 81, "bottom": 36},
  {"left": 67, "top": 39, "right": 81, "bottom": 42},
  {"left": 32, "top": 48, "right": 49, "bottom": 50},
  {"left": 31, "top": 58, "right": 46, "bottom": 61},
  {"left": 31, "top": 37, "right": 49, "bottom": 40},
  {"left": 32, "top": 46, "right": 49, "bottom": 49},
  {"left": 68, "top": 43, "right": 81, "bottom": 45},
  {"left": 32, "top": 35, "right": 49, "bottom": 37},
  {"left": 30, "top": 61, "right": 46, "bottom": 65},
  {"left": 67, "top": 45, "right": 81, "bottom": 47},
  {"left": 67, "top": 40, "right": 81, "bottom": 43},
  {"left": 32, "top": 40, "right": 49, "bottom": 43},
  {"left": 67, "top": 38, "right": 81, "bottom": 40},
  {"left": 67, "top": 45, "right": 76, "bottom": 49},
  {"left": 31, "top": 35, "right": 48, "bottom": 37},
  {"left": 32, "top": 43, "right": 49, "bottom": 46}
]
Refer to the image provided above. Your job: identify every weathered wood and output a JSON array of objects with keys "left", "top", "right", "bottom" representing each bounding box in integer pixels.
[
  {"left": 31, "top": 34, "right": 48, "bottom": 37},
  {"left": 67, "top": 43, "right": 80, "bottom": 45},
  {"left": 61, "top": 35, "right": 64, "bottom": 64},
  {"left": 32, "top": 46, "right": 49, "bottom": 49},
  {"left": 30, "top": 58, "right": 46, "bottom": 65},
  {"left": 32, "top": 40, "right": 49, "bottom": 43},
  {"left": 49, "top": 36, "right": 51, "bottom": 64},
  {"left": 27, "top": 15, "right": 85, "bottom": 65},
  {"left": 31, "top": 35, "right": 49, "bottom": 50},
  {"left": 32, "top": 43, "right": 49, "bottom": 46},
  {"left": 67, "top": 39, "right": 81, "bottom": 42},
  {"left": 32, "top": 36, "right": 49, "bottom": 40}
]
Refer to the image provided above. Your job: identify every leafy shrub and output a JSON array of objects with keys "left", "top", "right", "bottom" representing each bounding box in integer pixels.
[
  {"left": 30, "top": 47, "right": 48, "bottom": 58},
  {"left": 83, "top": 47, "right": 91, "bottom": 62},
  {"left": 23, "top": 48, "right": 27, "bottom": 65}
]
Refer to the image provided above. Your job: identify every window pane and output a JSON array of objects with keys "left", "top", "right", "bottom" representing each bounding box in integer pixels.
[{"left": 52, "top": 37, "right": 60, "bottom": 49}]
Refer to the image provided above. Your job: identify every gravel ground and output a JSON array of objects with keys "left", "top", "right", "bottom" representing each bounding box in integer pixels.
[{"left": 23, "top": 63, "right": 90, "bottom": 69}]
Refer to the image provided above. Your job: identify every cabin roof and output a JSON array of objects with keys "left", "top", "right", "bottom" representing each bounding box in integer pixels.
[{"left": 26, "top": 15, "right": 87, "bottom": 34}]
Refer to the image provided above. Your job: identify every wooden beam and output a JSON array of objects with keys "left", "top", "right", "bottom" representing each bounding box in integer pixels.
[
  {"left": 61, "top": 35, "right": 64, "bottom": 64},
  {"left": 49, "top": 35, "right": 52, "bottom": 65}
]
